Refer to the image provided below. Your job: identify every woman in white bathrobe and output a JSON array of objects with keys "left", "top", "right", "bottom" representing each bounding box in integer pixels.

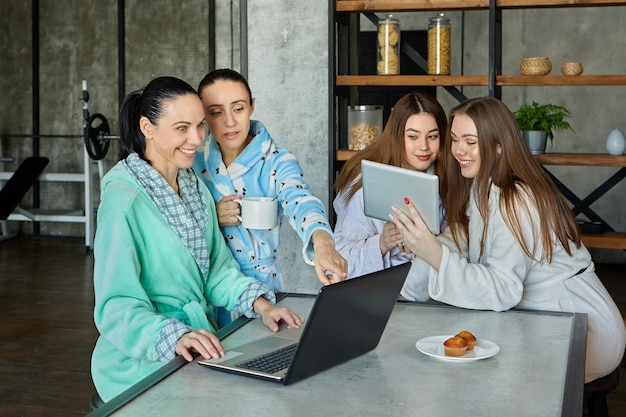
[
  {"left": 392, "top": 96, "right": 625, "bottom": 383},
  {"left": 333, "top": 92, "right": 448, "bottom": 279}
]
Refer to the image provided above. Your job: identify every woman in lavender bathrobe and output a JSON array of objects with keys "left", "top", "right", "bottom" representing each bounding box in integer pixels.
[{"left": 333, "top": 92, "right": 448, "bottom": 279}]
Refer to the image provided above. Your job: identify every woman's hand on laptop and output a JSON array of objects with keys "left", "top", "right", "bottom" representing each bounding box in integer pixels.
[
  {"left": 311, "top": 230, "right": 348, "bottom": 285},
  {"left": 176, "top": 329, "right": 225, "bottom": 362},
  {"left": 390, "top": 198, "right": 442, "bottom": 270},
  {"left": 253, "top": 297, "right": 305, "bottom": 332}
]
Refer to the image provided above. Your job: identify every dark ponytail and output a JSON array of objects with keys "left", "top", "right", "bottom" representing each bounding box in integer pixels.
[{"left": 118, "top": 90, "right": 144, "bottom": 160}]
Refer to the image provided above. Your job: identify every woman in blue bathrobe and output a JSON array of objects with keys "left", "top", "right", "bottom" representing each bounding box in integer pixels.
[{"left": 193, "top": 69, "right": 347, "bottom": 325}]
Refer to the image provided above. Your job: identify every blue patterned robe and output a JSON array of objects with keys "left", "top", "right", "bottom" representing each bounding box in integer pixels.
[{"left": 193, "top": 120, "right": 334, "bottom": 292}]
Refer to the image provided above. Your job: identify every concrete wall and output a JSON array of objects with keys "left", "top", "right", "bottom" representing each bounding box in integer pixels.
[
  {"left": 1, "top": 2, "right": 625, "bottom": 294},
  {"left": 247, "top": 0, "right": 330, "bottom": 294},
  {"left": 0, "top": 0, "right": 213, "bottom": 237}
]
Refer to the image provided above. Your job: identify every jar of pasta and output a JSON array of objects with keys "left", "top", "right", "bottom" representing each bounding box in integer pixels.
[
  {"left": 377, "top": 15, "right": 400, "bottom": 75},
  {"left": 428, "top": 13, "right": 451, "bottom": 75},
  {"left": 348, "top": 106, "right": 383, "bottom": 150}
]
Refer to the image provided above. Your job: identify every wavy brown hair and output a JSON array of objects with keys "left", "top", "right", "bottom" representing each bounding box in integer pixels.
[
  {"left": 443, "top": 97, "right": 581, "bottom": 261},
  {"left": 334, "top": 92, "right": 448, "bottom": 202}
]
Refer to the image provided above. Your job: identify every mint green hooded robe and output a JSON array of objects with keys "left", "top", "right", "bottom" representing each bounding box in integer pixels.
[{"left": 91, "top": 162, "right": 261, "bottom": 401}]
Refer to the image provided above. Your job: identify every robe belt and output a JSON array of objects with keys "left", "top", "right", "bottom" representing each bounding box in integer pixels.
[
  {"left": 162, "top": 300, "right": 218, "bottom": 333},
  {"left": 238, "top": 256, "right": 276, "bottom": 271}
]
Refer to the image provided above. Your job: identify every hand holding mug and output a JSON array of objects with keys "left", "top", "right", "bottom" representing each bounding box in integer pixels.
[
  {"left": 236, "top": 197, "right": 278, "bottom": 230},
  {"left": 216, "top": 195, "right": 243, "bottom": 227}
]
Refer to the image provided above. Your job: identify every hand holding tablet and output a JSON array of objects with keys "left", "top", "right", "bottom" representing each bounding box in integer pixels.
[{"left": 361, "top": 159, "right": 440, "bottom": 235}]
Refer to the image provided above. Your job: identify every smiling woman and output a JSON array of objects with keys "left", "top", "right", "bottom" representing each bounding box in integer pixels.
[
  {"left": 91, "top": 76, "right": 304, "bottom": 402},
  {"left": 394, "top": 96, "right": 626, "bottom": 386},
  {"left": 117, "top": 78, "right": 206, "bottom": 192},
  {"left": 138, "top": 93, "right": 205, "bottom": 192}
]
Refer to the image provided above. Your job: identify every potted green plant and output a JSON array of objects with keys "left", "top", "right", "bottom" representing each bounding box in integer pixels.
[{"left": 513, "top": 101, "right": 573, "bottom": 154}]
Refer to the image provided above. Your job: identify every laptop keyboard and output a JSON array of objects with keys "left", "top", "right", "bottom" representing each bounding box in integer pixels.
[{"left": 238, "top": 343, "right": 298, "bottom": 374}]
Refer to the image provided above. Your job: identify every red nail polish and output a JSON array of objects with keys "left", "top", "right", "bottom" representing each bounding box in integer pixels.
[{"left": 404, "top": 197, "right": 410, "bottom": 204}]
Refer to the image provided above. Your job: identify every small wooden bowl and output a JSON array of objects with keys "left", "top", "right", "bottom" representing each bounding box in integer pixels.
[
  {"left": 520, "top": 57, "right": 552, "bottom": 75},
  {"left": 561, "top": 62, "right": 583, "bottom": 76}
]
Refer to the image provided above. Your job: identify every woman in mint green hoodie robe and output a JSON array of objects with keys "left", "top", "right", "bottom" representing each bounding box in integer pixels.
[{"left": 91, "top": 76, "right": 303, "bottom": 403}]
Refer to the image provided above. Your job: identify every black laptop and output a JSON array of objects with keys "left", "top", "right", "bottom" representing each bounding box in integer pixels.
[{"left": 197, "top": 262, "right": 411, "bottom": 385}]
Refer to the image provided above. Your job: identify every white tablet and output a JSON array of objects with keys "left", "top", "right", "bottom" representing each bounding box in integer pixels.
[{"left": 361, "top": 159, "right": 440, "bottom": 235}]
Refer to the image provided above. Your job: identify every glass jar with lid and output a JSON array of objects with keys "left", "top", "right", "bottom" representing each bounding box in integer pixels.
[
  {"left": 347, "top": 105, "right": 383, "bottom": 150},
  {"left": 377, "top": 14, "right": 400, "bottom": 75},
  {"left": 427, "top": 13, "right": 451, "bottom": 75}
]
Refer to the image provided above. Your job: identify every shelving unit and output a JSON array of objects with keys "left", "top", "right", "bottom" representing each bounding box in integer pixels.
[
  {"left": 330, "top": 0, "right": 626, "bottom": 248},
  {"left": 534, "top": 153, "right": 626, "bottom": 250}
]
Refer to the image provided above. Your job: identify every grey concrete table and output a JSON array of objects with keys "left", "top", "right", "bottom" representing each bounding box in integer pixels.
[{"left": 89, "top": 295, "right": 587, "bottom": 417}]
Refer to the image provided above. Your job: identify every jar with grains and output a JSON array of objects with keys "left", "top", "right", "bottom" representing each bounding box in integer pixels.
[
  {"left": 377, "top": 14, "right": 400, "bottom": 75},
  {"left": 347, "top": 106, "right": 383, "bottom": 150},
  {"left": 427, "top": 13, "right": 451, "bottom": 75}
]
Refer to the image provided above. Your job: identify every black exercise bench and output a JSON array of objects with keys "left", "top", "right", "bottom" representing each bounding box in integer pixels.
[{"left": 0, "top": 156, "right": 50, "bottom": 240}]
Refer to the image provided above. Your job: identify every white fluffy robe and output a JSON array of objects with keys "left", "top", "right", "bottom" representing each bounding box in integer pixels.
[{"left": 402, "top": 184, "right": 625, "bottom": 382}]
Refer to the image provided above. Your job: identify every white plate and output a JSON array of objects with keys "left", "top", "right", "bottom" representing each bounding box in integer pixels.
[{"left": 415, "top": 335, "right": 500, "bottom": 363}]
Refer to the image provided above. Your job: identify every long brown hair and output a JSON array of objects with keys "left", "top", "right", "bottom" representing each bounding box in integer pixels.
[
  {"left": 443, "top": 97, "right": 581, "bottom": 261},
  {"left": 334, "top": 92, "right": 448, "bottom": 202}
]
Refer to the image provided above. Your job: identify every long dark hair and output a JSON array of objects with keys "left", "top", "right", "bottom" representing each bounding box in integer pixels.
[
  {"left": 118, "top": 76, "right": 197, "bottom": 161},
  {"left": 197, "top": 68, "right": 253, "bottom": 105},
  {"left": 443, "top": 97, "right": 580, "bottom": 261},
  {"left": 334, "top": 91, "right": 448, "bottom": 202}
]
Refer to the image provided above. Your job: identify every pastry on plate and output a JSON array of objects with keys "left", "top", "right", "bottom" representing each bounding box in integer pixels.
[
  {"left": 443, "top": 336, "right": 468, "bottom": 357},
  {"left": 456, "top": 330, "right": 477, "bottom": 350}
]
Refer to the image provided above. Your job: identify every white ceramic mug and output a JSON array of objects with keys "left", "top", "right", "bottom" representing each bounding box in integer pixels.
[{"left": 236, "top": 197, "right": 278, "bottom": 229}]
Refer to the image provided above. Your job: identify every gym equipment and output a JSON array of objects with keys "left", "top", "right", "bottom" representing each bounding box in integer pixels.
[
  {"left": 0, "top": 156, "right": 50, "bottom": 241},
  {"left": 84, "top": 113, "right": 111, "bottom": 160},
  {"left": 82, "top": 80, "right": 119, "bottom": 161},
  {"left": 0, "top": 81, "right": 119, "bottom": 249}
]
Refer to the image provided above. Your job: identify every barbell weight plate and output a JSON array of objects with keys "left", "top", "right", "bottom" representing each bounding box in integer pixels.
[{"left": 84, "top": 113, "right": 111, "bottom": 160}]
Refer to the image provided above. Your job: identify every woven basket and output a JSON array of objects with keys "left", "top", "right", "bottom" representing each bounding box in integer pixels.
[
  {"left": 561, "top": 62, "right": 583, "bottom": 75},
  {"left": 520, "top": 57, "right": 552, "bottom": 75}
]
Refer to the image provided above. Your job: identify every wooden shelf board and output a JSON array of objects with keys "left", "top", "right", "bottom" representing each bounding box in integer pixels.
[
  {"left": 336, "top": 0, "right": 626, "bottom": 12},
  {"left": 581, "top": 232, "right": 626, "bottom": 250},
  {"left": 336, "top": 75, "right": 488, "bottom": 87},
  {"left": 336, "top": 0, "right": 489, "bottom": 12},
  {"left": 336, "top": 149, "right": 354, "bottom": 162},
  {"left": 499, "top": 0, "right": 626, "bottom": 8},
  {"left": 533, "top": 153, "right": 626, "bottom": 167},
  {"left": 336, "top": 75, "right": 626, "bottom": 87},
  {"left": 497, "top": 75, "right": 626, "bottom": 86}
]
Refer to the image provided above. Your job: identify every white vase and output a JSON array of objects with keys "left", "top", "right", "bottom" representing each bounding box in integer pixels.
[{"left": 605, "top": 128, "right": 626, "bottom": 155}]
